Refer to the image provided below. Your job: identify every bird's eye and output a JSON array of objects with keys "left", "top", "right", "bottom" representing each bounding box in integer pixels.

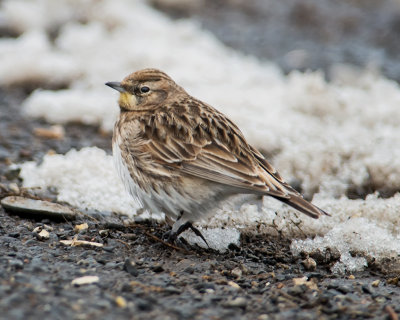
[{"left": 140, "top": 86, "right": 150, "bottom": 93}]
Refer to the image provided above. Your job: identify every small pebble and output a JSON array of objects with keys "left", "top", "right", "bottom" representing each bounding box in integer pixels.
[
  {"left": 224, "top": 297, "right": 247, "bottom": 308},
  {"left": 99, "top": 229, "right": 109, "bottom": 236},
  {"left": 362, "top": 284, "right": 373, "bottom": 294},
  {"left": 102, "top": 246, "right": 115, "bottom": 252},
  {"left": 289, "top": 285, "right": 307, "bottom": 296},
  {"left": 293, "top": 277, "right": 308, "bottom": 286},
  {"left": 43, "top": 224, "right": 54, "bottom": 231},
  {"left": 151, "top": 264, "right": 164, "bottom": 273},
  {"left": 227, "top": 281, "right": 241, "bottom": 289},
  {"left": 371, "top": 280, "right": 380, "bottom": 287},
  {"left": 240, "top": 264, "right": 249, "bottom": 275},
  {"left": 9, "top": 259, "right": 24, "bottom": 269},
  {"left": 136, "top": 299, "right": 153, "bottom": 311},
  {"left": 37, "top": 229, "right": 50, "bottom": 240},
  {"left": 276, "top": 275, "right": 286, "bottom": 281},
  {"left": 184, "top": 266, "right": 195, "bottom": 274},
  {"left": 115, "top": 296, "right": 127, "bottom": 308},
  {"left": 302, "top": 257, "right": 317, "bottom": 271},
  {"left": 33, "top": 226, "right": 41, "bottom": 233},
  {"left": 231, "top": 267, "right": 242, "bottom": 279},
  {"left": 164, "top": 286, "right": 181, "bottom": 294},
  {"left": 33, "top": 125, "right": 65, "bottom": 140},
  {"left": 8, "top": 232, "right": 20, "bottom": 238},
  {"left": 8, "top": 183, "right": 19, "bottom": 194},
  {"left": 74, "top": 223, "right": 88, "bottom": 233},
  {"left": 386, "top": 277, "right": 399, "bottom": 285},
  {"left": 71, "top": 276, "right": 99, "bottom": 286},
  {"left": 124, "top": 259, "right": 139, "bottom": 277}
]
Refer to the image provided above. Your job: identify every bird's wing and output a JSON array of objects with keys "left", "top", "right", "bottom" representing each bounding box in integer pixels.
[
  {"left": 136, "top": 102, "right": 327, "bottom": 218},
  {"left": 137, "top": 103, "right": 289, "bottom": 195}
]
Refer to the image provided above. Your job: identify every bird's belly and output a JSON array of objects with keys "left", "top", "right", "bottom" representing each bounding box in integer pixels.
[
  {"left": 112, "top": 142, "right": 143, "bottom": 206},
  {"left": 112, "top": 142, "right": 227, "bottom": 223},
  {"left": 112, "top": 141, "right": 179, "bottom": 219}
]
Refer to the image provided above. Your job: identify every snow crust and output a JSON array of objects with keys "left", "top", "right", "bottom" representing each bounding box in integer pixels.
[
  {"left": 20, "top": 147, "right": 139, "bottom": 215},
  {"left": 3, "top": 0, "right": 400, "bottom": 265}
]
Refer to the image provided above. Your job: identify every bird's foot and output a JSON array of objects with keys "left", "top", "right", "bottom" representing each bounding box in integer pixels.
[{"left": 164, "top": 221, "right": 209, "bottom": 248}]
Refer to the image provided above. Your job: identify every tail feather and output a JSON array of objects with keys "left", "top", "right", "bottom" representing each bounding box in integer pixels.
[{"left": 273, "top": 194, "right": 329, "bottom": 219}]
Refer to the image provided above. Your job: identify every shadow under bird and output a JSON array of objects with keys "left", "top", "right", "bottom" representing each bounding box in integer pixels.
[{"left": 106, "top": 68, "right": 328, "bottom": 245}]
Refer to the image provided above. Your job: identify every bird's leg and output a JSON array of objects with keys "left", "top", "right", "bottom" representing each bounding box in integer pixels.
[
  {"left": 170, "top": 221, "right": 209, "bottom": 248},
  {"left": 167, "top": 212, "right": 209, "bottom": 248},
  {"left": 162, "top": 211, "right": 184, "bottom": 240},
  {"left": 188, "top": 224, "right": 209, "bottom": 248}
]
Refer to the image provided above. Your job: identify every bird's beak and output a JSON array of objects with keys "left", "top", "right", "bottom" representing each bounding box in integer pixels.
[{"left": 105, "top": 82, "right": 126, "bottom": 93}]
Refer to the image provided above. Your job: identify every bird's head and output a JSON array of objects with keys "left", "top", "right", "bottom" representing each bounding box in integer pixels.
[{"left": 106, "top": 68, "right": 182, "bottom": 111}]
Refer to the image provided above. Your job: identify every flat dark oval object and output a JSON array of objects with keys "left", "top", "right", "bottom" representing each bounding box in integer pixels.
[{"left": 1, "top": 196, "right": 77, "bottom": 221}]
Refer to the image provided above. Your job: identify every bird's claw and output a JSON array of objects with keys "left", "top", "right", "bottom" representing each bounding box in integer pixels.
[{"left": 164, "top": 222, "right": 209, "bottom": 248}]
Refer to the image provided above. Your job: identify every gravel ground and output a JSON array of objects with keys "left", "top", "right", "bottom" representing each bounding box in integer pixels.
[
  {"left": 1, "top": 2, "right": 400, "bottom": 319},
  {"left": 151, "top": 0, "right": 400, "bottom": 82},
  {"left": 1, "top": 207, "right": 400, "bottom": 320}
]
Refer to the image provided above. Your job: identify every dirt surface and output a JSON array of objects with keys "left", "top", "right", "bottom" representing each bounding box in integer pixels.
[
  {"left": 1, "top": 90, "right": 400, "bottom": 320},
  {"left": 151, "top": 0, "right": 400, "bottom": 82},
  {"left": 1, "top": 2, "right": 400, "bottom": 319},
  {"left": 1, "top": 208, "right": 400, "bottom": 320}
]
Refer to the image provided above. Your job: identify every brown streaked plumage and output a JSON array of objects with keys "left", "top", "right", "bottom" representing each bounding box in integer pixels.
[{"left": 106, "top": 68, "right": 328, "bottom": 243}]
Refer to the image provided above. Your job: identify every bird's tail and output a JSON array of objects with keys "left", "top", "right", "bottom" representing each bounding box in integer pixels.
[{"left": 272, "top": 193, "right": 329, "bottom": 219}]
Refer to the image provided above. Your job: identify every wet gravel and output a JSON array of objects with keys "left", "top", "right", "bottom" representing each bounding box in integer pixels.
[
  {"left": 1, "top": 205, "right": 400, "bottom": 320},
  {"left": 152, "top": 0, "right": 400, "bottom": 82},
  {"left": 1, "top": 2, "right": 400, "bottom": 319}
]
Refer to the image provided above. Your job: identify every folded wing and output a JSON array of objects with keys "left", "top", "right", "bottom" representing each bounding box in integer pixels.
[{"left": 136, "top": 103, "right": 328, "bottom": 218}]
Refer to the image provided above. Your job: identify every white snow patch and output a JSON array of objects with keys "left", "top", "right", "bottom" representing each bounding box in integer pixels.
[
  {"left": 290, "top": 195, "right": 400, "bottom": 273},
  {"left": 2, "top": 0, "right": 400, "bottom": 269},
  {"left": 22, "top": 89, "right": 117, "bottom": 129},
  {"left": 0, "top": 30, "right": 79, "bottom": 86},
  {"left": 20, "top": 147, "right": 140, "bottom": 215},
  {"left": 182, "top": 227, "right": 241, "bottom": 253}
]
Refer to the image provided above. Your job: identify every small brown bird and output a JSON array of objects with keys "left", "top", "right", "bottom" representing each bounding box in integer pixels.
[{"left": 106, "top": 68, "right": 328, "bottom": 243}]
